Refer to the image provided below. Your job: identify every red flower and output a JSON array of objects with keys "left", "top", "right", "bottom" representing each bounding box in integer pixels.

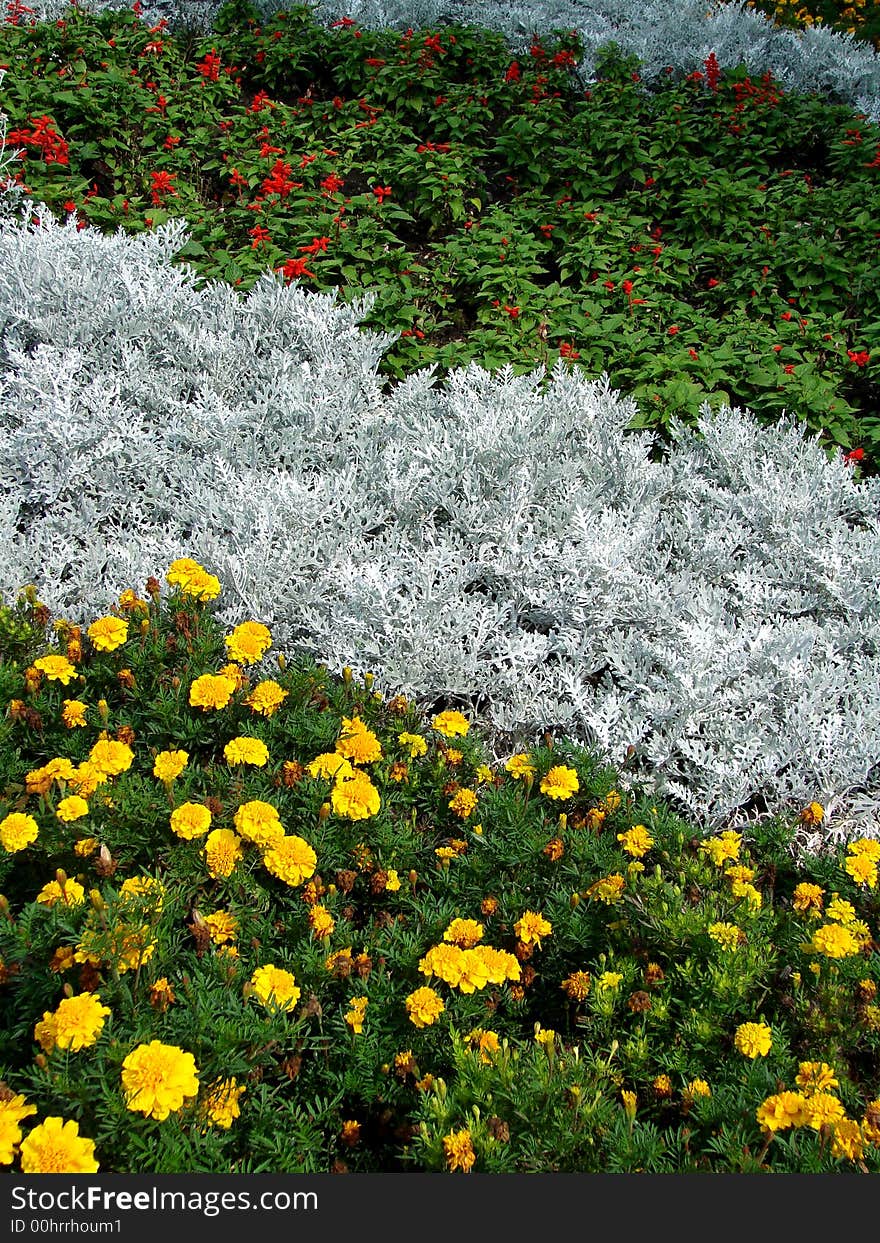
[
  {"left": 843, "top": 447, "right": 865, "bottom": 464},
  {"left": 704, "top": 52, "right": 721, "bottom": 93},
  {"left": 505, "top": 61, "right": 521, "bottom": 82},
  {"left": 197, "top": 50, "right": 221, "bottom": 81},
  {"left": 149, "top": 170, "right": 177, "bottom": 205},
  {"left": 707, "top": 278, "right": 719, "bottom": 288},
  {"left": 276, "top": 257, "right": 316, "bottom": 282},
  {"left": 299, "top": 236, "right": 330, "bottom": 254},
  {"left": 249, "top": 225, "right": 271, "bottom": 248},
  {"left": 372, "top": 185, "right": 392, "bottom": 202},
  {"left": 622, "top": 280, "right": 633, "bottom": 295},
  {"left": 667, "top": 326, "right": 679, "bottom": 336},
  {"left": 559, "top": 342, "right": 580, "bottom": 359},
  {"left": 848, "top": 349, "right": 871, "bottom": 367},
  {"left": 504, "top": 305, "right": 519, "bottom": 318}
]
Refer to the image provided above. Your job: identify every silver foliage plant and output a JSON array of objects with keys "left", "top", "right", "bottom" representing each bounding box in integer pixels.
[
  {"left": 16, "top": 0, "right": 880, "bottom": 126},
  {"left": 2, "top": 203, "right": 880, "bottom": 854}
]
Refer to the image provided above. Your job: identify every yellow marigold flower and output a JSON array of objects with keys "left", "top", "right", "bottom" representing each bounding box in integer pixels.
[
  {"left": 149, "top": 978, "right": 176, "bottom": 1012},
  {"left": 514, "top": 910, "right": 552, "bottom": 947},
  {"left": 442, "top": 1128, "right": 476, "bottom": 1173},
  {"left": 0, "top": 1095, "right": 37, "bottom": 1130},
  {"left": 796, "top": 1062, "right": 839, "bottom": 1096},
  {"left": 621, "top": 1090, "right": 637, "bottom": 1119},
  {"left": 431, "top": 710, "right": 470, "bottom": 738},
  {"left": 617, "top": 824, "right": 654, "bottom": 857},
  {"left": 600, "top": 790, "right": 622, "bottom": 812},
  {"left": 225, "top": 621, "right": 272, "bottom": 665},
  {"left": 467, "top": 1028, "right": 501, "bottom": 1064},
  {"left": 405, "top": 986, "right": 445, "bottom": 1028},
  {"left": 505, "top": 753, "right": 536, "bottom": 780},
  {"left": 793, "top": 882, "right": 824, "bottom": 914},
  {"left": 245, "top": 679, "right": 288, "bottom": 717},
  {"left": 561, "top": 970, "right": 592, "bottom": 1002},
  {"left": 201, "top": 1078, "right": 246, "bottom": 1130},
  {"left": 474, "top": 764, "right": 494, "bottom": 784},
  {"left": 652, "top": 1073, "right": 673, "bottom": 1098},
  {"left": 119, "top": 876, "right": 164, "bottom": 912},
  {"left": 725, "top": 864, "right": 754, "bottom": 885},
  {"left": 308, "top": 905, "right": 335, "bottom": 938},
  {"left": 249, "top": 964, "right": 301, "bottom": 1013},
  {"left": 802, "top": 1093, "right": 847, "bottom": 1131},
  {"left": 535, "top": 1025, "right": 557, "bottom": 1049},
  {"left": 756, "top": 1092, "right": 809, "bottom": 1133},
  {"left": 826, "top": 896, "right": 857, "bottom": 925},
  {"left": 153, "top": 749, "right": 188, "bottom": 781},
  {"left": 448, "top": 788, "right": 478, "bottom": 819},
  {"left": 398, "top": 732, "right": 427, "bottom": 759},
  {"left": 420, "top": 944, "right": 465, "bottom": 988},
  {"left": 224, "top": 735, "right": 270, "bottom": 767},
  {"left": 345, "top": 995, "right": 369, "bottom": 1033},
  {"left": 845, "top": 853, "right": 878, "bottom": 889},
  {"left": 68, "top": 761, "right": 108, "bottom": 797},
  {"left": 800, "top": 801, "right": 824, "bottom": 826},
  {"left": 1, "top": 812, "right": 39, "bottom": 853},
  {"left": 233, "top": 800, "right": 284, "bottom": 847},
  {"left": 596, "top": 971, "right": 623, "bottom": 990},
  {"left": 33, "top": 654, "right": 77, "bottom": 685},
  {"left": 88, "top": 737, "right": 134, "bottom": 777},
  {"left": 456, "top": 949, "right": 492, "bottom": 994},
  {"left": 61, "top": 699, "right": 88, "bottom": 728},
  {"left": 19, "top": 1117, "right": 99, "bottom": 1174},
  {"left": 831, "top": 1118, "right": 865, "bottom": 1162},
  {"left": 700, "top": 830, "right": 742, "bottom": 866},
  {"left": 809, "top": 922, "right": 859, "bottom": 958},
  {"left": 848, "top": 837, "right": 880, "bottom": 862},
  {"left": 37, "top": 878, "right": 85, "bottom": 908},
  {"left": 331, "top": 770, "right": 380, "bottom": 821},
  {"left": 307, "top": 752, "right": 354, "bottom": 781},
  {"left": 326, "top": 947, "right": 353, "bottom": 975},
  {"left": 730, "top": 880, "right": 762, "bottom": 910},
  {"left": 170, "top": 801, "right": 212, "bottom": 841},
  {"left": 54, "top": 795, "right": 89, "bottom": 824},
  {"left": 74, "top": 837, "right": 98, "bottom": 857},
  {"left": 443, "top": 918, "right": 484, "bottom": 948},
  {"left": 51, "top": 993, "right": 111, "bottom": 1051},
  {"left": 114, "top": 926, "right": 157, "bottom": 973},
  {"left": 336, "top": 715, "right": 383, "bottom": 764},
  {"left": 263, "top": 835, "right": 318, "bottom": 888},
  {"left": 189, "top": 673, "right": 236, "bottom": 711},
  {"left": 708, "top": 922, "right": 742, "bottom": 951},
  {"left": 683, "top": 1079, "right": 711, "bottom": 1103},
  {"left": 586, "top": 873, "right": 625, "bottom": 905},
  {"left": 87, "top": 616, "right": 128, "bottom": 652},
  {"left": 34, "top": 1010, "right": 58, "bottom": 1053},
  {"left": 122, "top": 1041, "right": 200, "bottom": 1120},
  {"left": 385, "top": 869, "right": 401, "bottom": 892},
  {"left": 734, "top": 1021, "right": 772, "bottom": 1058},
  {"left": 0, "top": 1096, "right": 36, "bottom": 1165},
  {"left": 203, "top": 912, "right": 237, "bottom": 944},
  {"left": 539, "top": 764, "right": 579, "bottom": 800},
  {"left": 166, "top": 559, "right": 220, "bottom": 601}
]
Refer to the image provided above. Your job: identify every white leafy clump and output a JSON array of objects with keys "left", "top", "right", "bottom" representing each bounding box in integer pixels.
[{"left": 2, "top": 204, "right": 880, "bottom": 853}]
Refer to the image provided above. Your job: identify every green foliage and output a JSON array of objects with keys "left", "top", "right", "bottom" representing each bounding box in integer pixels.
[
  {"left": 1, "top": 562, "right": 879, "bottom": 1173},
  {"left": 0, "top": 2, "right": 878, "bottom": 473}
]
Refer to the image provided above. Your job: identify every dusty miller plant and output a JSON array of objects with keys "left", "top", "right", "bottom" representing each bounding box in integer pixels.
[{"left": 1, "top": 202, "right": 879, "bottom": 852}]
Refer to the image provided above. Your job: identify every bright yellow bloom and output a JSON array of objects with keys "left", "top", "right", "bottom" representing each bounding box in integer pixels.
[
  {"left": 800, "top": 801, "right": 825, "bottom": 826},
  {"left": 385, "top": 869, "right": 401, "bottom": 892},
  {"left": 831, "top": 1118, "right": 865, "bottom": 1161},
  {"left": 621, "top": 1090, "right": 637, "bottom": 1119},
  {"left": 87, "top": 616, "right": 128, "bottom": 652},
  {"left": 561, "top": 970, "right": 592, "bottom": 1002},
  {"left": 586, "top": 874, "right": 625, "bottom": 904},
  {"left": 307, "top": 751, "right": 355, "bottom": 781},
  {"left": 514, "top": 910, "right": 552, "bottom": 947},
  {"left": 51, "top": 993, "right": 111, "bottom": 1051},
  {"left": 68, "top": 761, "right": 108, "bottom": 797},
  {"left": 809, "top": 923, "right": 860, "bottom": 959},
  {"left": 734, "top": 1022, "right": 772, "bottom": 1058},
  {"left": 802, "top": 1093, "right": 846, "bottom": 1131},
  {"left": 263, "top": 835, "right": 318, "bottom": 888},
  {"left": 122, "top": 1041, "right": 200, "bottom": 1120},
  {"left": 845, "top": 852, "right": 878, "bottom": 888},
  {"left": 466, "top": 1028, "right": 500, "bottom": 1063},
  {"left": 420, "top": 944, "right": 466, "bottom": 988},
  {"left": 170, "top": 802, "right": 212, "bottom": 840},
  {"left": 37, "top": 878, "right": 85, "bottom": 908},
  {"left": 245, "top": 680, "right": 288, "bottom": 717},
  {"left": 74, "top": 837, "right": 99, "bottom": 857},
  {"left": 336, "top": 716, "right": 383, "bottom": 764},
  {"left": 61, "top": 699, "right": 88, "bottom": 728},
  {"left": 476, "top": 946, "right": 521, "bottom": 984},
  {"left": 796, "top": 1062, "right": 839, "bottom": 1096},
  {"left": 431, "top": 710, "right": 470, "bottom": 738},
  {"left": 345, "top": 995, "right": 369, "bottom": 1033},
  {"left": 539, "top": 765, "right": 579, "bottom": 800},
  {"left": 442, "top": 1128, "right": 476, "bottom": 1173},
  {"left": 56, "top": 795, "right": 90, "bottom": 823},
  {"left": 708, "top": 922, "right": 742, "bottom": 951},
  {"left": 204, "top": 828, "right": 242, "bottom": 879},
  {"left": 448, "top": 788, "right": 478, "bottom": 819},
  {"left": 224, "top": 736, "right": 270, "bottom": 767},
  {"left": 331, "top": 770, "right": 380, "bottom": 821},
  {"left": 0, "top": 1095, "right": 36, "bottom": 1165},
  {"left": 848, "top": 837, "right": 880, "bottom": 862},
  {"left": 308, "top": 905, "right": 335, "bottom": 938},
  {"left": 233, "top": 800, "right": 284, "bottom": 847},
  {"left": 19, "top": 1117, "right": 99, "bottom": 1173},
  {"left": 505, "top": 753, "right": 536, "bottom": 780},
  {"left": 792, "top": 882, "right": 824, "bottom": 914},
  {"left": 398, "top": 732, "right": 428, "bottom": 759},
  {"left": 203, "top": 912, "right": 238, "bottom": 944},
  {"left": 119, "top": 876, "right": 165, "bottom": 912},
  {"left": 33, "top": 654, "right": 77, "bottom": 684},
  {"left": 700, "top": 830, "right": 742, "bottom": 866},
  {"left": 405, "top": 986, "right": 445, "bottom": 1028},
  {"left": 596, "top": 971, "right": 623, "bottom": 990},
  {"left": 457, "top": 949, "right": 492, "bottom": 994},
  {"left": 443, "top": 918, "right": 484, "bottom": 948},
  {"left": 225, "top": 621, "right": 272, "bottom": 665},
  {"left": 617, "top": 824, "right": 654, "bottom": 857},
  {"left": 201, "top": 1078, "right": 246, "bottom": 1130},
  {"left": 756, "top": 1092, "right": 809, "bottom": 1133},
  {"left": 826, "top": 895, "right": 857, "bottom": 925},
  {"left": 730, "top": 880, "right": 763, "bottom": 909},
  {"left": 166, "top": 558, "right": 220, "bottom": 601},
  {"left": 683, "top": 1079, "right": 711, "bottom": 1103},
  {"left": 88, "top": 737, "right": 134, "bottom": 777},
  {"left": 189, "top": 673, "right": 236, "bottom": 711},
  {"left": 1, "top": 812, "right": 39, "bottom": 853},
  {"left": 153, "top": 749, "right": 188, "bottom": 781},
  {"left": 249, "top": 964, "right": 301, "bottom": 1013}
]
